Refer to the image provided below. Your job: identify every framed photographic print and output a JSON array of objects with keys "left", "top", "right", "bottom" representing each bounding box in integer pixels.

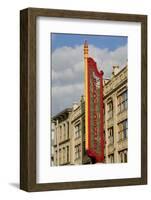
[{"left": 20, "top": 8, "right": 147, "bottom": 191}]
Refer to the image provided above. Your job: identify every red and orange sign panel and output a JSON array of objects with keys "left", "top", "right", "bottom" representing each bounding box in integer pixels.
[{"left": 85, "top": 56, "right": 104, "bottom": 163}]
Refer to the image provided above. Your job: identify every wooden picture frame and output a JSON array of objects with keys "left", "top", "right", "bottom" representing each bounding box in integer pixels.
[{"left": 20, "top": 7, "right": 147, "bottom": 192}]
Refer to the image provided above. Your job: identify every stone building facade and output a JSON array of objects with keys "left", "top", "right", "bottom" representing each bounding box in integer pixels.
[
  {"left": 70, "top": 96, "right": 91, "bottom": 165},
  {"left": 103, "top": 65, "right": 128, "bottom": 163},
  {"left": 51, "top": 65, "right": 128, "bottom": 166},
  {"left": 52, "top": 108, "right": 72, "bottom": 166}
]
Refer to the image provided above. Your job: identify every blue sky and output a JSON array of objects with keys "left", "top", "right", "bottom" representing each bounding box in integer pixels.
[
  {"left": 51, "top": 33, "right": 128, "bottom": 116},
  {"left": 51, "top": 33, "right": 127, "bottom": 52}
]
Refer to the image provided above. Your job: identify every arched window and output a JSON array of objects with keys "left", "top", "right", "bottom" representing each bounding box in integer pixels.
[{"left": 108, "top": 127, "right": 114, "bottom": 145}]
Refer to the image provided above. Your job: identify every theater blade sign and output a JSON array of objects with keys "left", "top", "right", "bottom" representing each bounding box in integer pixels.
[{"left": 84, "top": 42, "right": 104, "bottom": 163}]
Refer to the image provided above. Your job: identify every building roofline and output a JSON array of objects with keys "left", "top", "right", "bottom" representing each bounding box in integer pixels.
[
  {"left": 104, "top": 65, "right": 127, "bottom": 86},
  {"left": 52, "top": 108, "right": 72, "bottom": 121}
]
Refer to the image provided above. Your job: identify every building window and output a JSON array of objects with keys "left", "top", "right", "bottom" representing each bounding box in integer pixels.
[
  {"left": 62, "top": 147, "right": 65, "bottom": 164},
  {"left": 67, "top": 146, "right": 69, "bottom": 163},
  {"left": 55, "top": 150, "right": 57, "bottom": 165},
  {"left": 75, "top": 144, "right": 81, "bottom": 160},
  {"left": 124, "top": 151, "right": 127, "bottom": 163},
  {"left": 108, "top": 127, "right": 114, "bottom": 145},
  {"left": 54, "top": 127, "right": 57, "bottom": 145},
  {"left": 117, "top": 90, "right": 128, "bottom": 114},
  {"left": 119, "top": 150, "right": 128, "bottom": 163},
  {"left": 108, "top": 154, "right": 114, "bottom": 163},
  {"left": 118, "top": 119, "right": 128, "bottom": 141},
  {"left": 59, "top": 149, "right": 61, "bottom": 165},
  {"left": 107, "top": 101, "right": 113, "bottom": 120},
  {"left": 75, "top": 123, "right": 81, "bottom": 138},
  {"left": 67, "top": 121, "right": 69, "bottom": 139},
  {"left": 63, "top": 123, "right": 66, "bottom": 140},
  {"left": 120, "top": 152, "right": 123, "bottom": 163},
  {"left": 60, "top": 125, "right": 62, "bottom": 142}
]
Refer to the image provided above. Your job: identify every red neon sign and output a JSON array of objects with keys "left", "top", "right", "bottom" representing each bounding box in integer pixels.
[{"left": 86, "top": 57, "right": 104, "bottom": 162}]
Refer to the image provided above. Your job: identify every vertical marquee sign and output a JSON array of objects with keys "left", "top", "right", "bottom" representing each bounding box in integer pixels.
[{"left": 84, "top": 41, "right": 104, "bottom": 163}]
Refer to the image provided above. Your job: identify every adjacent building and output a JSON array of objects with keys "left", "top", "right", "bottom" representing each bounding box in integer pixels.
[
  {"left": 70, "top": 96, "right": 91, "bottom": 165},
  {"left": 103, "top": 65, "right": 128, "bottom": 163},
  {"left": 52, "top": 108, "right": 72, "bottom": 166},
  {"left": 51, "top": 65, "right": 128, "bottom": 166}
]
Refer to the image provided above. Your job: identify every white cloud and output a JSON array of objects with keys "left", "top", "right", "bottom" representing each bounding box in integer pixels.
[
  {"left": 52, "top": 83, "right": 83, "bottom": 115},
  {"left": 51, "top": 44, "right": 127, "bottom": 115}
]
